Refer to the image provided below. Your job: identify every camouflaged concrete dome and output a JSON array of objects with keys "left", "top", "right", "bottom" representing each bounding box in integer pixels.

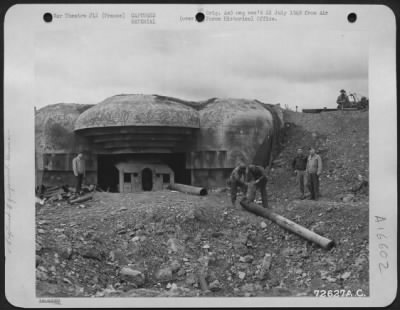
[
  {"left": 74, "top": 94, "right": 200, "bottom": 130},
  {"left": 35, "top": 103, "right": 93, "bottom": 153},
  {"left": 195, "top": 98, "right": 279, "bottom": 167}
]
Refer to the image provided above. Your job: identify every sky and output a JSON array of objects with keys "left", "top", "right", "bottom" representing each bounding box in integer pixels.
[{"left": 34, "top": 27, "right": 368, "bottom": 110}]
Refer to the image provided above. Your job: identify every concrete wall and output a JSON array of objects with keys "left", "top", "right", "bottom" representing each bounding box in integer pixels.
[
  {"left": 186, "top": 99, "right": 282, "bottom": 186},
  {"left": 35, "top": 103, "right": 96, "bottom": 187}
]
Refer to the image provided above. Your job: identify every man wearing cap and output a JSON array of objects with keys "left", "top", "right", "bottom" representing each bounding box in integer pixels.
[
  {"left": 228, "top": 164, "right": 247, "bottom": 208},
  {"left": 306, "top": 148, "right": 322, "bottom": 200},
  {"left": 72, "top": 153, "right": 86, "bottom": 194},
  {"left": 245, "top": 164, "right": 269, "bottom": 208},
  {"left": 336, "top": 89, "right": 349, "bottom": 110}
]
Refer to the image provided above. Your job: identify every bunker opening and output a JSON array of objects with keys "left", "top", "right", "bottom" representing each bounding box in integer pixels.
[
  {"left": 97, "top": 153, "right": 190, "bottom": 193},
  {"left": 141, "top": 168, "right": 153, "bottom": 191}
]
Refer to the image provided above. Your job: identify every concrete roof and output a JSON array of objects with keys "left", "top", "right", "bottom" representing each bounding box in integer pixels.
[{"left": 74, "top": 94, "right": 200, "bottom": 130}]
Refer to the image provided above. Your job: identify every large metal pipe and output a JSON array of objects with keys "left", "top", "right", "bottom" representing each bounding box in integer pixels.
[
  {"left": 168, "top": 183, "right": 208, "bottom": 196},
  {"left": 240, "top": 199, "right": 334, "bottom": 250}
]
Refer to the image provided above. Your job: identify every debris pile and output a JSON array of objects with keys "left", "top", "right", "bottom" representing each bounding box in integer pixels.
[{"left": 36, "top": 184, "right": 98, "bottom": 205}]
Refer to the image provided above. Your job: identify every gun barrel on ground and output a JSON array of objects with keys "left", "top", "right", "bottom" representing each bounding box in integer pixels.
[
  {"left": 168, "top": 183, "right": 208, "bottom": 196},
  {"left": 240, "top": 198, "right": 334, "bottom": 249}
]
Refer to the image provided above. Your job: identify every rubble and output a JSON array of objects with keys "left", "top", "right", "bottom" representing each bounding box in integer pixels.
[{"left": 120, "top": 267, "right": 145, "bottom": 287}]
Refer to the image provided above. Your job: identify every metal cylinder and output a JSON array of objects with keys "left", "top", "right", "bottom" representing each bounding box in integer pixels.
[
  {"left": 240, "top": 198, "right": 334, "bottom": 249},
  {"left": 168, "top": 183, "right": 208, "bottom": 196}
]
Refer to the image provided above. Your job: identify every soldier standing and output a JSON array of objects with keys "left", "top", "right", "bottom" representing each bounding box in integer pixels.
[
  {"left": 72, "top": 153, "right": 86, "bottom": 194},
  {"left": 306, "top": 148, "right": 322, "bottom": 200},
  {"left": 336, "top": 89, "right": 349, "bottom": 110},
  {"left": 292, "top": 148, "right": 308, "bottom": 199}
]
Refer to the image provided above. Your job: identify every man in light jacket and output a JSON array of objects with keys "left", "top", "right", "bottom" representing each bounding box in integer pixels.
[
  {"left": 72, "top": 153, "right": 86, "bottom": 194},
  {"left": 306, "top": 148, "right": 322, "bottom": 200}
]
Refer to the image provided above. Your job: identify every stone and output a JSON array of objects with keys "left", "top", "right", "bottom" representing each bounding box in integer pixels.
[
  {"left": 260, "top": 221, "right": 267, "bottom": 229},
  {"left": 170, "top": 260, "right": 181, "bottom": 273},
  {"left": 241, "top": 283, "right": 255, "bottom": 292},
  {"left": 155, "top": 267, "right": 173, "bottom": 282},
  {"left": 209, "top": 280, "right": 221, "bottom": 291},
  {"left": 81, "top": 247, "right": 103, "bottom": 261},
  {"left": 239, "top": 255, "right": 254, "bottom": 263},
  {"left": 120, "top": 267, "right": 145, "bottom": 287},
  {"left": 36, "top": 270, "right": 48, "bottom": 281},
  {"left": 272, "top": 287, "right": 292, "bottom": 296},
  {"left": 130, "top": 236, "right": 140, "bottom": 243},
  {"left": 177, "top": 268, "right": 186, "bottom": 277},
  {"left": 340, "top": 271, "right": 351, "bottom": 280},
  {"left": 342, "top": 194, "right": 355, "bottom": 203},
  {"left": 211, "top": 232, "right": 224, "bottom": 238},
  {"left": 109, "top": 250, "right": 129, "bottom": 265},
  {"left": 238, "top": 271, "right": 246, "bottom": 280},
  {"left": 59, "top": 247, "right": 73, "bottom": 260},
  {"left": 185, "top": 273, "right": 197, "bottom": 286},
  {"left": 167, "top": 238, "right": 181, "bottom": 253}
]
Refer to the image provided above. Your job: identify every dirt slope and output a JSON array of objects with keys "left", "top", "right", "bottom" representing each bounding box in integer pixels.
[{"left": 269, "top": 110, "right": 369, "bottom": 201}]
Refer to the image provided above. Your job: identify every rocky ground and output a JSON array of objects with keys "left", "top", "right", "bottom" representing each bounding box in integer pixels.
[
  {"left": 36, "top": 191, "right": 368, "bottom": 298},
  {"left": 36, "top": 110, "right": 369, "bottom": 298}
]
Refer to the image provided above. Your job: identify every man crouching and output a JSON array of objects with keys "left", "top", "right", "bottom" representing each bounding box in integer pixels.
[
  {"left": 228, "top": 164, "right": 247, "bottom": 208},
  {"left": 245, "top": 164, "right": 269, "bottom": 209}
]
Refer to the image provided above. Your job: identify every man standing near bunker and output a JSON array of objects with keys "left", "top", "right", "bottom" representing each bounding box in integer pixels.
[
  {"left": 292, "top": 148, "right": 308, "bottom": 199},
  {"left": 228, "top": 163, "right": 247, "bottom": 208},
  {"left": 72, "top": 153, "right": 86, "bottom": 195},
  {"left": 245, "top": 164, "right": 269, "bottom": 209},
  {"left": 306, "top": 147, "right": 322, "bottom": 200}
]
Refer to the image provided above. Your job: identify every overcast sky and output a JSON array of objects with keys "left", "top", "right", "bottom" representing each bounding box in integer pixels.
[{"left": 34, "top": 27, "right": 368, "bottom": 110}]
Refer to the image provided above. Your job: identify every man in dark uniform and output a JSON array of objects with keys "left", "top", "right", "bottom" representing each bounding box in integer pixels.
[
  {"left": 245, "top": 164, "right": 269, "bottom": 208},
  {"left": 292, "top": 148, "right": 308, "bottom": 199},
  {"left": 336, "top": 89, "right": 349, "bottom": 110},
  {"left": 228, "top": 164, "right": 247, "bottom": 208}
]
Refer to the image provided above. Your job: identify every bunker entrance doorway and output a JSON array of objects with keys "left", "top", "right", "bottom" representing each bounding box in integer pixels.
[
  {"left": 142, "top": 168, "right": 153, "bottom": 191},
  {"left": 97, "top": 153, "right": 191, "bottom": 192},
  {"left": 97, "top": 155, "right": 119, "bottom": 192}
]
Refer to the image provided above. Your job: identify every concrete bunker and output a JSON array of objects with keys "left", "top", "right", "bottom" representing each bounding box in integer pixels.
[{"left": 35, "top": 94, "right": 283, "bottom": 192}]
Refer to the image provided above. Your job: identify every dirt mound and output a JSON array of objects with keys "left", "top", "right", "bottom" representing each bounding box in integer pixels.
[{"left": 269, "top": 110, "right": 369, "bottom": 201}]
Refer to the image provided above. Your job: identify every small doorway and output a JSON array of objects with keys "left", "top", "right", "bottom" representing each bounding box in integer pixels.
[{"left": 142, "top": 168, "right": 153, "bottom": 191}]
